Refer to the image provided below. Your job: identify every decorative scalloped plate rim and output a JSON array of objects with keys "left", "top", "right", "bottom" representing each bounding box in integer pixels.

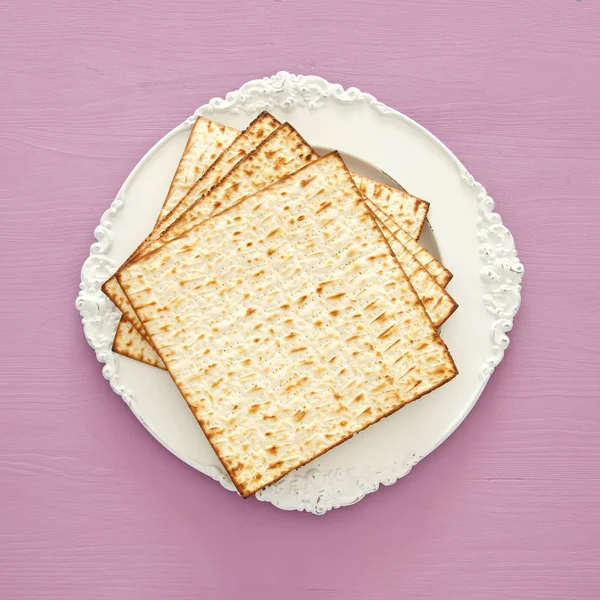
[{"left": 76, "top": 72, "right": 523, "bottom": 515}]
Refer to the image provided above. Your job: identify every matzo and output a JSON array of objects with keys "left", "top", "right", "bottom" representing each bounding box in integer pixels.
[
  {"left": 114, "top": 212, "right": 455, "bottom": 368},
  {"left": 103, "top": 113, "right": 282, "bottom": 328},
  {"left": 115, "top": 218, "right": 455, "bottom": 368},
  {"left": 372, "top": 214, "right": 457, "bottom": 327},
  {"left": 114, "top": 198, "right": 454, "bottom": 368},
  {"left": 102, "top": 118, "right": 240, "bottom": 326},
  {"left": 104, "top": 122, "right": 319, "bottom": 320},
  {"left": 368, "top": 200, "right": 452, "bottom": 287},
  {"left": 111, "top": 122, "right": 454, "bottom": 350},
  {"left": 109, "top": 117, "right": 453, "bottom": 354},
  {"left": 159, "top": 117, "right": 239, "bottom": 222},
  {"left": 117, "top": 153, "right": 457, "bottom": 497},
  {"left": 114, "top": 221, "right": 454, "bottom": 369},
  {"left": 143, "top": 112, "right": 281, "bottom": 255},
  {"left": 112, "top": 318, "right": 166, "bottom": 370},
  {"left": 353, "top": 174, "right": 428, "bottom": 239},
  {"left": 109, "top": 123, "right": 445, "bottom": 315},
  {"left": 166, "top": 118, "right": 430, "bottom": 239},
  {"left": 143, "top": 122, "right": 318, "bottom": 255}
]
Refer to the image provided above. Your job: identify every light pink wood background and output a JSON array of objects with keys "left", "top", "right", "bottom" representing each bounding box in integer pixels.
[{"left": 1, "top": 1, "right": 599, "bottom": 598}]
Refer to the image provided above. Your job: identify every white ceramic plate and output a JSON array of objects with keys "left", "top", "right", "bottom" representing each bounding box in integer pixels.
[{"left": 77, "top": 72, "right": 523, "bottom": 514}]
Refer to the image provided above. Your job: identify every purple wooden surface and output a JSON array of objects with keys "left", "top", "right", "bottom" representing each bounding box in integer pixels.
[{"left": 1, "top": 0, "right": 599, "bottom": 598}]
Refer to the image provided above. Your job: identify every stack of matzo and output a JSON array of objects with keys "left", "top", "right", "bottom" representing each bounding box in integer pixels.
[{"left": 104, "top": 112, "right": 458, "bottom": 497}]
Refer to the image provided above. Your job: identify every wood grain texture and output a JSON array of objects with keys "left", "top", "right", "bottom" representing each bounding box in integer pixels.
[{"left": 1, "top": 0, "right": 599, "bottom": 598}]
